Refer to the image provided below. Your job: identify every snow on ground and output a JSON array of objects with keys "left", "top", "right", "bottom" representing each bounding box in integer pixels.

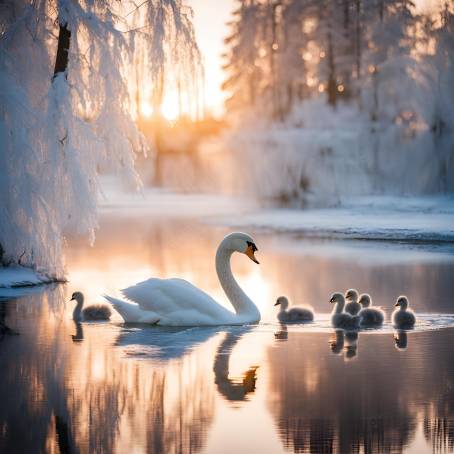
[
  {"left": 99, "top": 177, "right": 454, "bottom": 244},
  {"left": 217, "top": 195, "right": 454, "bottom": 242},
  {"left": 0, "top": 265, "right": 57, "bottom": 294},
  {"left": 99, "top": 175, "right": 258, "bottom": 218}
]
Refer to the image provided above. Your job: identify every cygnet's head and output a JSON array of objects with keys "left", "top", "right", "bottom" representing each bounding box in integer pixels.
[
  {"left": 330, "top": 293, "right": 345, "bottom": 304},
  {"left": 359, "top": 293, "right": 371, "bottom": 308},
  {"left": 274, "top": 296, "right": 289, "bottom": 310},
  {"left": 221, "top": 232, "right": 259, "bottom": 264},
  {"left": 345, "top": 288, "right": 359, "bottom": 302},
  {"left": 70, "top": 291, "right": 84, "bottom": 304},
  {"left": 395, "top": 295, "right": 409, "bottom": 310}
]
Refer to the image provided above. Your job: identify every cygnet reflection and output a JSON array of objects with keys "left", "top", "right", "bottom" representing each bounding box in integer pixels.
[
  {"left": 274, "top": 323, "right": 288, "bottom": 341},
  {"left": 71, "top": 321, "right": 84, "bottom": 342},
  {"left": 394, "top": 330, "right": 408, "bottom": 350}
]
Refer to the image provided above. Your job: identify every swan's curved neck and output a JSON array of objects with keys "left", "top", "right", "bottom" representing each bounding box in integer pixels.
[
  {"left": 73, "top": 298, "right": 84, "bottom": 321},
  {"left": 333, "top": 300, "right": 345, "bottom": 314},
  {"left": 215, "top": 245, "right": 260, "bottom": 320}
]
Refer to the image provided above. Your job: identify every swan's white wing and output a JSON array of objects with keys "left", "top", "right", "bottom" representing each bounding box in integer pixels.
[{"left": 121, "top": 278, "right": 234, "bottom": 321}]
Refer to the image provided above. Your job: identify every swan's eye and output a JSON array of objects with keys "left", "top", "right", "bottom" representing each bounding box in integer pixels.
[{"left": 247, "top": 241, "right": 258, "bottom": 252}]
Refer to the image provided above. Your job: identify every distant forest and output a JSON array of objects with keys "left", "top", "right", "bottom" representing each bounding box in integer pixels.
[{"left": 223, "top": 0, "right": 453, "bottom": 133}]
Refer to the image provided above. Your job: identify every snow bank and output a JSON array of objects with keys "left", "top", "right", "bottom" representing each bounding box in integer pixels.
[
  {"left": 99, "top": 175, "right": 258, "bottom": 219},
  {"left": 0, "top": 266, "right": 58, "bottom": 289}
]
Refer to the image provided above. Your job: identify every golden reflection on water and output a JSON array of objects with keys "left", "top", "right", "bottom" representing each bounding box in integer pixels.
[
  {"left": 0, "top": 288, "right": 218, "bottom": 454},
  {"left": 1, "top": 285, "right": 454, "bottom": 453},
  {"left": 1, "top": 218, "right": 454, "bottom": 453},
  {"left": 266, "top": 330, "right": 454, "bottom": 454}
]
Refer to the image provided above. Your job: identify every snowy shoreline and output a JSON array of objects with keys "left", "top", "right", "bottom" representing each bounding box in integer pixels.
[
  {"left": 216, "top": 196, "right": 454, "bottom": 242},
  {"left": 0, "top": 266, "right": 64, "bottom": 289},
  {"left": 99, "top": 181, "right": 454, "bottom": 242}
]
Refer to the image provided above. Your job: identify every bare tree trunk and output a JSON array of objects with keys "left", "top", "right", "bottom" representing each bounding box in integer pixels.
[
  {"left": 53, "top": 22, "right": 71, "bottom": 79},
  {"left": 327, "top": 29, "right": 337, "bottom": 106}
]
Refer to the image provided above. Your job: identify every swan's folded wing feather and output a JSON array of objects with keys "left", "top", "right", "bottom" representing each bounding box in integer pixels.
[{"left": 121, "top": 278, "right": 233, "bottom": 320}]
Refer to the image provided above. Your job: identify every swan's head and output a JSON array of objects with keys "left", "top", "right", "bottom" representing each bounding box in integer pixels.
[
  {"left": 345, "top": 288, "right": 359, "bottom": 302},
  {"left": 395, "top": 295, "right": 409, "bottom": 310},
  {"left": 70, "top": 291, "right": 84, "bottom": 304},
  {"left": 359, "top": 293, "right": 371, "bottom": 308},
  {"left": 274, "top": 296, "right": 289, "bottom": 310},
  {"left": 222, "top": 232, "right": 259, "bottom": 264},
  {"left": 329, "top": 293, "right": 344, "bottom": 305}
]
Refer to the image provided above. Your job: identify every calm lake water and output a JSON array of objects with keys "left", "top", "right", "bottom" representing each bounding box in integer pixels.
[{"left": 1, "top": 215, "right": 454, "bottom": 453}]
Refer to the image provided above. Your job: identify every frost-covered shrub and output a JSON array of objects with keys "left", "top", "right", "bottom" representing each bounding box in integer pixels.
[{"left": 216, "top": 99, "right": 454, "bottom": 205}]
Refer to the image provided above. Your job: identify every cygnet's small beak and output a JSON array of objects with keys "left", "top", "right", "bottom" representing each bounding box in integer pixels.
[
  {"left": 394, "top": 302, "right": 400, "bottom": 307},
  {"left": 329, "top": 298, "right": 335, "bottom": 303},
  {"left": 274, "top": 301, "right": 280, "bottom": 306},
  {"left": 245, "top": 245, "right": 259, "bottom": 264},
  {"left": 70, "top": 296, "right": 75, "bottom": 301}
]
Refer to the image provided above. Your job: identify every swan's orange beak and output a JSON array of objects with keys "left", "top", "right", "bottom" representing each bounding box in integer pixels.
[{"left": 245, "top": 244, "right": 259, "bottom": 264}]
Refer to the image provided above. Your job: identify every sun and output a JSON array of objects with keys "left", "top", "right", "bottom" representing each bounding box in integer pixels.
[
  {"left": 140, "top": 100, "right": 153, "bottom": 117},
  {"left": 160, "top": 91, "right": 180, "bottom": 121},
  {"left": 140, "top": 93, "right": 180, "bottom": 121}
]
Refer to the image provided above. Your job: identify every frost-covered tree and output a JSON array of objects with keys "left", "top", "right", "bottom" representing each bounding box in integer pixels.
[
  {"left": 361, "top": 0, "right": 423, "bottom": 122},
  {"left": 222, "top": 0, "right": 264, "bottom": 115},
  {"left": 430, "top": 3, "right": 454, "bottom": 134},
  {"left": 220, "top": 0, "right": 453, "bottom": 203},
  {"left": 222, "top": 0, "right": 453, "bottom": 124},
  {"left": 0, "top": 0, "right": 200, "bottom": 278}
]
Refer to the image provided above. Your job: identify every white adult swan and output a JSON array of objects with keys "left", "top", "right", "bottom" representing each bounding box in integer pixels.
[{"left": 104, "top": 232, "right": 261, "bottom": 326}]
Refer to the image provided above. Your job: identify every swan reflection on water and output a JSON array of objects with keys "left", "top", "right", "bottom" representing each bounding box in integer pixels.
[
  {"left": 344, "top": 331, "right": 358, "bottom": 360},
  {"left": 274, "top": 323, "right": 288, "bottom": 341},
  {"left": 329, "top": 330, "right": 344, "bottom": 354},
  {"left": 394, "top": 330, "right": 408, "bottom": 350},
  {"left": 114, "top": 325, "right": 220, "bottom": 360},
  {"left": 328, "top": 330, "right": 358, "bottom": 359},
  {"left": 71, "top": 321, "right": 84, "bottom": 342},
  {"left": 213, "top": 328, "right": 259, "bottom": 402}
]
